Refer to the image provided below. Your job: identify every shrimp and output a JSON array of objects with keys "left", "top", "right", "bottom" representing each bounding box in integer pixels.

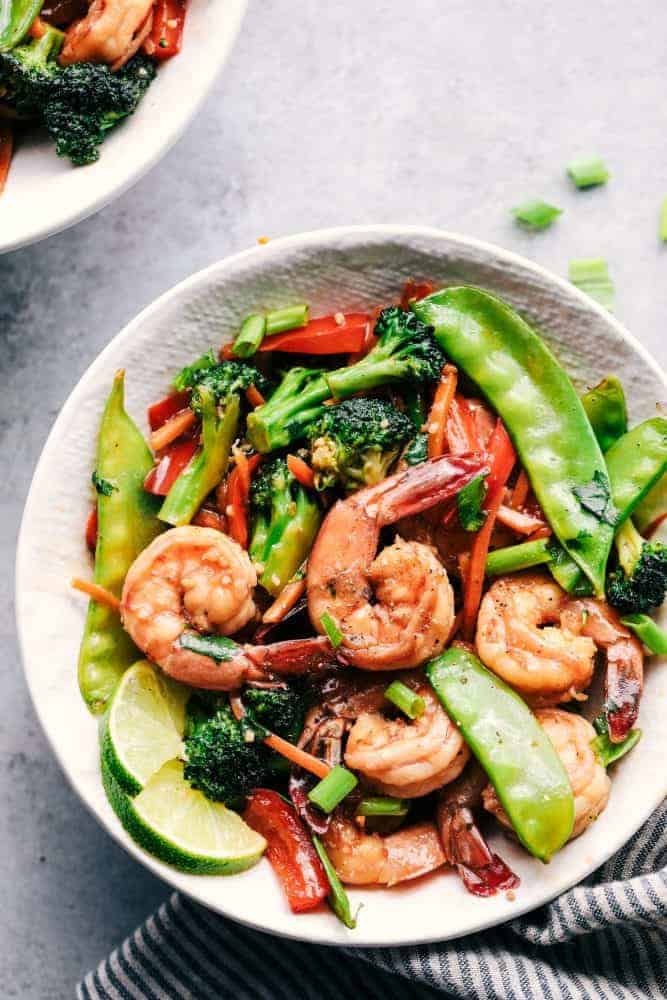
[
  {"left": 307, "top": 454, "right": 486, "bottom": 670},
  {"left": 436, "top": 762, "right": 520, "bottom": 897},
  {"left": 121, "top": 526, "right": 337, "bottom": 690},
  {"left": 322, "top": 815, "right": 445, "bottom": 886},
  {"left": 344, "top": 674, "right": 470, "bottom": 798},
  {"left": 476, "top": 572, "right": 643, "bottom": 740},
  {"left": 60, "top": 0, "right": 154, "bottom": 70},
  {"left": 483, "top": 708, "right": 611, "bottom": 840}
]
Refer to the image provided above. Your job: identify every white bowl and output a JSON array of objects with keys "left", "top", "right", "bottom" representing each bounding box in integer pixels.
[
  {"left": 0, "top": 0, "right": 247, "bottom": 254},
  {"left": 16, "top": 226, "right": 667, "bottom": 947}
]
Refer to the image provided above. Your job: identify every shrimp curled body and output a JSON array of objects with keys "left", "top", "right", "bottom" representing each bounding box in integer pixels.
[
  {"left": 476, "top": 573, "right": 643, "bottom": 739},
  {"left": 344, "top": 676, "right": 470, "bottom": 798},
  {"left": 121, "top": 526, "right": 336, "bottom": 690},
  {"left": 483, "top": 708, "right": 611, "bottom": 840},
  {"left": 322, "top": 816, "right": 446, "bottom": 886},
  {"left": 60, "top": 0, "right": 154, "bottom": 69},
  {"left": 307, "top": 455, "right": 486, "bottom": 670}
]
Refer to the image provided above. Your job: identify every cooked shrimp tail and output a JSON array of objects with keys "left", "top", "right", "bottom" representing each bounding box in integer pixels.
[
  {"left": 437, "top": 763, "right": 519, "bottom": 898},
  {"left": 308, "top": 455, "right": 486, "bottom": 670},
  {"left": 245, "top": 636, "right": 340, "bottom": 679}
]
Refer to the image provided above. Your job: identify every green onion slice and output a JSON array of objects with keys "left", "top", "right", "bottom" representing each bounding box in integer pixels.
[
  {"left": 232, "top": 314, "right": 267, "bottom": 359},
  {"left": 312, "top": 835, "right": 358, "bottom": 929},
  {"left": 307, "top": 765, "right": 358, "bottom": 813},
  {"left": 357, "top": 796, "right": 409, "bottom": 817},
  {"left": 569, "top": 258, "right": 615, "bottom": 311},
  {"left": 511, "top": 200, "right": 562, "bottom": 230},
  {"left": 320, "top": 612, "right": 343, "bottom": 648},
  {"left": 384, "top": 680, "right": 425, "bottom": 719},
  {"left": 567, "top": 155, "right": 610, "bottom": 189},
  {"left": 265, "top": 304, "right": 309, "bottom": 335}
]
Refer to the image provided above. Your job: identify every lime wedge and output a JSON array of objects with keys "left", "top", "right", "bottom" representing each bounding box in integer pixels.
[
  {"left": 101, "top": 661, "right": 189, "bottom": 796},
  {"left": 103, "top": 757, "right": 266, "bottom": 875}
]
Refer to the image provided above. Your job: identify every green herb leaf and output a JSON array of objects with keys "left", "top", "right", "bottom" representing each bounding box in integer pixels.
[
  {"left": 590, "top": 714, "right": 641, "bottom": 768},
  {"left": 512, "top": 200, "right": 562, "bottom": 230},
  {"left": 573, "top": 470, "right": 618, "bottom": 526},
  {"left": 457, "top": 474, "right": 488, "bottom": 531},
  {"left": 91, "top": 470, "right": 117, "bottom": 496},
  {"left": 569, "top": 258, "right": 615, "bottom": 311},
  {"left": 178, "top": 632, "right": 240, "bottom": 662},
  {"left": 173, "top": 349, "right": 217, "bottom": 391},
  {"left": 567, "top": 155, "right": 610, "bottom": 189},
  {"left": 404, "top": 432, "right": 428, "bottom": 466}
]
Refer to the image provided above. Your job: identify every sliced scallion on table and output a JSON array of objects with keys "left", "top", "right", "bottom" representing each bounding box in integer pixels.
[
  {"left": 566, "top": 154, "right": 610, "bottom": 189},
  {"left": 308, "top": 765, "right": 358, "bottom": 813},
  {"left": 265, "top": 303, "right": 309, "bottom": 335},
  {"left": 569, "top": 258, "right": 615, "bottom": 311},
  {"left": 511, "top": 200, "right": 562, "bottom": 230},
  {"left": 384, "top": 680, "right": 425, "bottom": 719}
]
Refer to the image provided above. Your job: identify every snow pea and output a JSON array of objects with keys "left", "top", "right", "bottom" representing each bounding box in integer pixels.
[
  {"left": 413, "top": 287, "right": 613, "bottom": 595},
  {"left": 620, "top": 614, "right": 667, "bottom": 655},
  {"left": 0, "top": 0, "right": 44, "bottom": 49},
  {"left": 159, "top": 389, "right": 239, "bottom": 526},
  {"left": 581, "top": 376, "right": 627, "bottom": 453},
  {"left": 78, "top": 372, "right": 162, "bottom": 713},
  {"left": 427, "top": 648, "right": 574, "bottom": 861}
]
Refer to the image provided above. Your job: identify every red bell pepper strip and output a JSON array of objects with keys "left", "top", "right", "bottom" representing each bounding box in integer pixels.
[
  {"left": 144, "top": 438, "right": 198, "bottom": 496},
  {"left": 243, "top": 789, "right": 329, "bottom": 913},
  {"left": 400, "top": 279, "right": 434, "bottom": 310},
  {"left": 257, "top": 313, "right": 370, "bottom": 355},
  {"left": 148, "top": 390, "right": 191, "bottom": 431},
  {"left": 85, "top": 507, "right": 98, "bottom": 552},
  {"left": 485, "top": 419, "right": 516, "bottom": 500},
  {"left": 446, "top": 396, "right": 482, "bottom": 455},
  {"left": 0, "top": 124, "right": 13, "bottom": 198},
  {"left": 146, "top": 0, "right": 187, "bottom": 60}
]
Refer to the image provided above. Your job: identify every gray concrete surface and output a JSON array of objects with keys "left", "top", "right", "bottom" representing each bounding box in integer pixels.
[{"left": 1, "top": 0, "right": 666, "bottom": 995}]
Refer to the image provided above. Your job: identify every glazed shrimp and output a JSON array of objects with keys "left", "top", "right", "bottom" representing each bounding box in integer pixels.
[
  {"left": 436, "top": 762, "right": 519, "bottom": 897},
  {"left": 121, "top": 526, "right": 337, "bottom": 690},
  {"left": 483, "top": 708, "right": 611, "bottom": 840},
  {"left": 60, "top": 0, "right": 153, "bottom": 69},
  {"left": 307, "top": 455, "right": 486, "bottom": 669},
  {"left": 322, "top": 815, "right": 446, "bottom": 886},
  {"left": 476, "top": 572, "right": 643, "bottom": 740},
  {"left": 344, "top": 674, "right": 470, "bottom": 798}
]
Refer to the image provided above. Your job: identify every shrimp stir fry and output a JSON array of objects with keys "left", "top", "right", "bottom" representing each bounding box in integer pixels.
[
  {"left": 60, "top": 0, "right": 154, "bottom": 69},
  {"left": 476, "top": 573, "right": 644, "bottom": 740},
  {"left": 322, "top": 816, "right": 446, "bottom": 887}
]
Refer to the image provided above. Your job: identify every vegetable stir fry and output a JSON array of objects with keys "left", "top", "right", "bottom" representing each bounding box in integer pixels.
[
  {"left": 0, "top": 0, "right": 189, "bottom": 191},
  {"left": 76, "top": 282, "right": 667, "bottom": 927}
]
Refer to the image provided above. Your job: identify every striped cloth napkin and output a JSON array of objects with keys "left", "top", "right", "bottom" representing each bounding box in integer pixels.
[{"left": 79, "top": 801, "right": 667, "bottom": 1000}]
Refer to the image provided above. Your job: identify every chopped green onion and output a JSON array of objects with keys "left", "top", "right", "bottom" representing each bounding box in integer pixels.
[
  {"left": 178, "top": 632, "right": 240, "bottom": 662},
  {"left": 308, "top": 765, "right": 358, "bottom": 813},
  {"left": 590, "top": 714, "right": 641, "bottom": 768},
  {"left": 485, "top": 537, "right": 554, "bottom": 576},
  {"left": 265, "top": 303, "right": 309, "bottom": 335},
  {"left": 621, "top": 614, "right": 667, "bottom": 655},
  {"left": 320, "top": 612, "right": 343, "bottom": 648},
  {"left": 384, "top": 680, "right": 425, "bottom": 720},
  {"left": 566, "top": 155, "right": 610, "bottom": 189},
  {"left": 660, "top": 198, "right": 667, "bottom": 242},
  {"left": 357, "top": 796, "right": 409, "bottom": 817},
  {"left": 569, "top": 258, "right": 615, "bottom": 311},
  {"left": 511, "top": 200, "right": 562, "bottom": 230},
  {"left": 312, "top": 835, "right": 358, "bottom": 929},
  {"left": 231, "top": 314, "right": 267, "bottom": 359}
]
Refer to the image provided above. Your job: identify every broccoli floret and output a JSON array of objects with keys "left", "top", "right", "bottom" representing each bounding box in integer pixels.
[
  {"left": 606, "top": 518, "right": 667, "bottom": 614},
  {"left": 247, "top": 307, "right": 445, "bottom": 453},
  {"left": 183, "top": 686, "right": 307, "bottom": 805},
  {"left": 174, "top": 350, "right": 270, "bottom": 408},
  {"left": 307, "top": 397, "right": 413, "bottom": 491},
  {"left": 0, "top": 30, "right": 155, "bottom": 165},
  {"left": 249, "top": 456, "right": 321, "bottom": 595}
]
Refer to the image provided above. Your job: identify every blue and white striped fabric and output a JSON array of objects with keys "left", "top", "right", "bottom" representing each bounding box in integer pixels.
[{"left": 79, "top": 801, "right": 667, "bottom": 1000}]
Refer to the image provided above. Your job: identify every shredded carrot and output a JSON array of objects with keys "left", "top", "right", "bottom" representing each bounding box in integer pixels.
[
  {"left": 229, "top": 694, "right": 329, "bottom": 778},
  {"left": 427, "top": 364, "right": 458, "bottom": 459},
  {"left": 462, "top": 484, "right": 506, "bottom": 641},
  {"left": 226, "top": 454, "right": 261, "bottom": 549},
  {"left": 287, "top": 454, "right": 315, "bottom": 489},
  {"left": 526, "top": 525, "right": 553, "bottom": 542},
  {"left": 28, "top": 15, "right": 47, "bottom": 37},
  {"left": 510, "top": 469, "right": 530, "bottom": 510},
  {"left": 262, "top": 578, "right": 307, "bottom": 624},
  {"left": 234, "top": 448, "right": 251, "bottom": 493},
  {"left": 71, "top": 577, "right": 120, "bottom": 611},
  {"left": 150, "top": 408, "right": 196, "bottom": 452},
  {"left": 246, "top": 385, "right": 265, "bottom": 408},
  {"left": 496, "top": 504, "right": 547, "bottom": 536},
  {"left": 0, "top": 123, "right": 13, "bottom": 197}
]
